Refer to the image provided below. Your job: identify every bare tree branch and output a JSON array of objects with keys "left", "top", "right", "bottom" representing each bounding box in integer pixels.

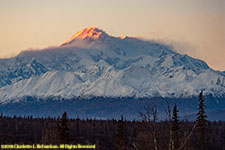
[
  {"left": 164, "top": 100, "right": 173, "bottom": 150},
  {"left": 178, "top": 123, "right": 197, "bottom": 150},
  {"left": 139, "top": 103, "right": 159, "bottom": 150}
]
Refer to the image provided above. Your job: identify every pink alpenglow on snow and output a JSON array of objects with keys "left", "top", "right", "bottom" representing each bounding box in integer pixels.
[{"left": 61, "top": 27, "right": 107, "bottom": 46}]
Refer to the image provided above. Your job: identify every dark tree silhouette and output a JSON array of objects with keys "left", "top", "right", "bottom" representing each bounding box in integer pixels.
[
  {"left": 57, "top": 112, "right": 72, "bottom": 144},
  {"left": 113, "top": 115, "right": 128, "bottom": 150},
  {"left": 0, "top": 113, "right": 224, "bottom": 149},
  {"left": 171, "top": 103, "right": 180, "bottom": 150},
  {"left": 196, "top": 91, "right": 208, "bottom": 150}
]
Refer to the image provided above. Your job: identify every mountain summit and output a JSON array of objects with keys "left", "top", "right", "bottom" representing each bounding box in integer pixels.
[{"left": 61, "top": 27, "right": 108, "bottom": 46}]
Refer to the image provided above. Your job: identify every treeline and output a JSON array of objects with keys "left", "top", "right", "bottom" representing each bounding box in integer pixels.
[{"left": 0, "top": 92, "right": 224, "bottom": 150}]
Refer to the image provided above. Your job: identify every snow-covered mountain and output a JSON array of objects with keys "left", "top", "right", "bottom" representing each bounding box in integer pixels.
[{"left": 0, "top": 27, "right": 225, "bottom": 103}]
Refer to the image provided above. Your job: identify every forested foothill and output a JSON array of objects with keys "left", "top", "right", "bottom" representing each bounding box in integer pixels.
[{"left": 0, "top": 92, "right": 225, "bottom": 150}]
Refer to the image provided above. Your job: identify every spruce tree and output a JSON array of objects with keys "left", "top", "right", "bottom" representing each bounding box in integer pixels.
[
  {"left": 57, "top": 112, "right": 72, "bottom": 144},
  {"left": 171, "top": 103, "right": 180, "bottom": 150},
  {"left": 196, "top": 91, "right": 208, "bottom": 150},
  {"left": 113, "top": 115, "right": 128, "bottom": 150}
]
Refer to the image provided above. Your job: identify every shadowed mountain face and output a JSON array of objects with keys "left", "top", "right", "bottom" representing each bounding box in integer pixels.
[
  {"left": 1, "top": 96, "right": 225, "bottom": 121},
  {"left": 0, "top": 27, "right": 224, "bottom": 120}
]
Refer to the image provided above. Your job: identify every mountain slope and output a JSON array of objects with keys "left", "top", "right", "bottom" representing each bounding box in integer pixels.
[{"left": 0, "top": 57, "right": 48, "bottom": 87}]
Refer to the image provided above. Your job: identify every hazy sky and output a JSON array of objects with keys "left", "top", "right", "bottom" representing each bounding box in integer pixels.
[{"left": 0, "top": 0, "right": 224, "bottom": 70}]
